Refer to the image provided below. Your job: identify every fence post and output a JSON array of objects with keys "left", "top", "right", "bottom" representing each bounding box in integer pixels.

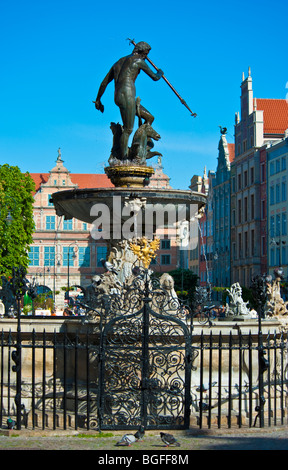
[
  {"left": 10, "top": 267, "right": 28, "bottom": 430},
  {"left": 251, "top": 274, "right": 269, "bottom": 428}
]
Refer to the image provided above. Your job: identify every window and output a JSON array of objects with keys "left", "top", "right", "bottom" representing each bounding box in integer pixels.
[
  {"left": 250, "top": 167, "right": 254, "bottom": 184},
  {"left": 244, "top": 171, "right": 248, "bottom": 187},
  {"left": 63, "top": 246, "right": 76, "bottom": 267},
  {"left": 251, "top": 230, "right": 255, "bottom": 256},
  {"left": 270, "top": 186, "right": 275, "bottom": 205},
  {"left": 281, "top": 156, "right": 286, "bottom": 171},
  {"left": 261, "top": 200, "right": 266, "bottom": 219},
  {"left": 238, "top": 199, "right": 242, "bottom": 224},
  {"left": 47, "top": 194, "right": 54, "bottom": 207},
  {"left": 244, "top": 231, "right": 248, "bottom": 257},
  {"left": 232, "top": 177, "right": 236, "bottom": 193},
  {"left": 261, "top": 163, "right": 265, "bottom": 183},
  {"left": 161, "top": 254, "right": 171, "bottom": 265},
  {"left": 83, "top": 223, "right": 88, "bottom": 231},
  {"left": 232, "top": 209, "right": 236, "bottom": 226},
  {"left": 276, "top": 159, "right": 280, "bottom": 173},
  {"left": 79, "top": 247, "right": 90, "bottom": 267},
  {"left": 282, "top": 213, "right": 287, "bottom": 236},
  {"left": 238, "top": 174, "right": 241, "bottom": 191},
  {"left": 282, "top": 180, "right": 286, "bottom": 201},
  {"left": 270, "top": 216, "right": 275, "bottom": 237},
  {"left": 161, "top": 239, "right": 170, "bottom": 250},
  {"left": 244, "top": 197, "right": 248, "bottom": 221},
  {"left": 261, "top": 236, "right": 266, "bottom": 256},
  {"left": 238, "top": 233, "right": 242, "bottom": 259},
  {"left": 44, "top": 246, "right": 55, "bottom": 266},
  {"left": 282, "top": 246, "right": 287, "bottom": 265},
  {"left": 270, "top": 162, "right": 275, "bottom": 176},
  {"left": 276, "top": 184, "right": 280, "bottom": 203},
  {"left": 276, "top": 214, "right": 280, "bottom": 237},
  {"left": 276, "top": 247, "right": 280, "bottom": 266},
  {"left": 63, "top": 219, "right": 73, "bottom": 230},
  {"left": 29, "top": 246, "right": 39, "bottom": 266},
  {"left": 232, "top": 242, "right": 236, "bottom": 260},
  {"left": 251, "top": 194, "right": 255, "bottom": 219},
  {"left": 97, "top": 246, "right": 108, "bottom": 267},
  {"left": 46, "top": 215, "right": 55, "bottom": 230}
]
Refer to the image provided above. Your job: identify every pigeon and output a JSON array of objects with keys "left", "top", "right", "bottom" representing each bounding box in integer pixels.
[
  {"left": 115, "top": 426, "right": 145, "bottom": 446},
  {"left": 100, "top": 258, "right": 119, "bottom": 275},
  {"left": 196, "top": 381, "right": 217, "bottom": 392},
  {"left": 134, "top": 425, "right": 145, "bottom": 441},
  {"left": 7, "top": 417, "right": 15, "bottom": 430},
  {"left": 199, "top": 401, "right": 215, "bottom": 411},
  {"left": 160, "top": 432, "right": 180, "bottom": 447},
  {"left": 115, "top": 433, "right": 137, "bottom": 446},
  {"left": 132, "top": 266, "right": 141, "bottom": 276}
]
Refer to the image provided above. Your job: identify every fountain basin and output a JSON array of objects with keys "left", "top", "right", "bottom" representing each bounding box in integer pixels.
[{"left": 51, "top": 187, "right": 206, "bottom": 225}]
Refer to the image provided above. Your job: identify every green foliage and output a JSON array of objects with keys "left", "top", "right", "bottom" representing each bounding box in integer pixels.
[
  {"left": 34, "top": 293, "right": 54, "bottom": 311},
  {"left": 213, "top": 285, "right": 257, "bottom": 308},
  {"left": 212, "top": 286, "right": 230, "bottom": 303},
  {"left": 75, "top": 432, "right": 114, "bottom": 438},
  {"left": 0, "top": 164, "right": 35, "bottom": 277}
]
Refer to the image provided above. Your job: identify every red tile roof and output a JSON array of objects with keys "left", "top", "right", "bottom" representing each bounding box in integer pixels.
[
  {"left": 71, "top": 174, "right": 114, "bottom": 189},
  {"left": 227, "top": 143, "right": 235, "bottom": 163},
  {"left": 256, "top": 99, "right": 288, "bottom": 135},
  {"left": 30, "top": 173, "right": 49, "bottom": 192},
  {"left": 30, "top": 172, "right": 114, "bottom": 193}
]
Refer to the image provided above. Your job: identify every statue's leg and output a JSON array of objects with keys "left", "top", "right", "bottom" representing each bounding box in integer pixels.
[
  {"left": 119, "top": 102, "right": 136, "bottom": 159},
  {"left": 138, "top": 104, "right": 154, "bottom": 125}
]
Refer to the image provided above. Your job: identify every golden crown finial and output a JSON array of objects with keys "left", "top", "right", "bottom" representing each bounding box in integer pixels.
[{"left": 129, "top": 237, "right": 160, "bottom": 269}]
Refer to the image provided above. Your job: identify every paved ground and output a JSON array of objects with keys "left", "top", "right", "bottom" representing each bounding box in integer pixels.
[{"left": 1, "top": 427, "right": 288, "bottom": 451}]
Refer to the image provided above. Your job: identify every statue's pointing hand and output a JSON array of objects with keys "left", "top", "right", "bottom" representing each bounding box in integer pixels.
[{"left": 94, "top": 99, "right": 104, "bottom": 113}]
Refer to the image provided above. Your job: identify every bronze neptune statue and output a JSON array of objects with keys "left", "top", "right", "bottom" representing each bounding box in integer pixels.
[{"left": 94, "top": 41, "right": 164, "bottom": 162}]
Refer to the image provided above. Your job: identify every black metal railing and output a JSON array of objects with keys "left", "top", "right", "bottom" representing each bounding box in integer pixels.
[
  {"left": 0, "top": 324, "right": 287, "bottom": 432},
  {"left": 189, "top": 329, "right": 287, "bottom": 429},
  {"left": 0, "top": 269, "right": 287, "bottom": 432}
]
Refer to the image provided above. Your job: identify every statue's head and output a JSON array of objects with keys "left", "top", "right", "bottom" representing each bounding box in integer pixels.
[{"left": 133, "top": 41, "right": 151, "bottom": 56}]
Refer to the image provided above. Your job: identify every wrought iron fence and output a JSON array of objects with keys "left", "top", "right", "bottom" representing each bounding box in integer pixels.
[
  {"left": 0, "top": 323, "right": 287, "bottom": 432},
  {"left": 0, "top": 268, "right": 287, "bottom": 432},
  {"left": 190, "top": 329, "right": 288, "bottom": 429}
]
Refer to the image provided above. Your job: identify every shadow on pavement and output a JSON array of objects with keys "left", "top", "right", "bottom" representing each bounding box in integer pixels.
[{"left": 197, "top": 436, "right": 288, "bottom": 450}]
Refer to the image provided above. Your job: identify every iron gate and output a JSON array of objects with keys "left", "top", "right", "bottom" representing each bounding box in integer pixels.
[
  {"left": 98, "top": 299, "right": 194, "bottom": 429},
  {"left": 96, "top": 273, "right": 195, "bottom": 430}
]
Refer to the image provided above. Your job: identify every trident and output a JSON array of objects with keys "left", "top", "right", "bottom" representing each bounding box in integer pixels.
[{"left": 127, "top": 38, "right": 197, "bottom": 117}]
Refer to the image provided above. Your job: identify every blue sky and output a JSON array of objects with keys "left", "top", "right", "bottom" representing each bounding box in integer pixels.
[{"left": 0, "top": 0, "right": 287, "bottom": 189}]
